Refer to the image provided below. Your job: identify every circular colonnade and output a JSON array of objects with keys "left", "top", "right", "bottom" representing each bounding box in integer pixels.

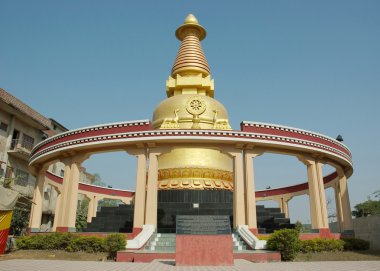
[{"left": 27, "top": 119, "right": 353, "bottom": 236}]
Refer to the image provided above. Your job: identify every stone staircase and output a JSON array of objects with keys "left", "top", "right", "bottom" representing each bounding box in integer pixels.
[
  {"left": 143, "top": 232, "right": 251, "bottom": 253},
  {"left": 232, "top": 232, "right": 250, "bottom": 251},
  {"left": 144, "top": 233, "right": 176, "bottom": 252}
]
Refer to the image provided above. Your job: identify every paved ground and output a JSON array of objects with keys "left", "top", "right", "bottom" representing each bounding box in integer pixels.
[{"left": 0, "top": 259, "right": 379, "bottom": 271}]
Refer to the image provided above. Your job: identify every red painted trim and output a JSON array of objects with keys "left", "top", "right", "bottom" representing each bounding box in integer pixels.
[
  {"left": 45, "top": 172, "right": 135, "bottom": 198},
  {"left": 78, "top": 183, "right": 134, "bottom": 198},
  {"left": 0, "top": 228, "right": 10, "bottom": 255},
  {"left": 31, "top": 126, "right": 352, "bottom": 165},
  {"left": 256, "top": 171, "right": 337, "bottom": 197},
  {"left": 56, "top": 227, "right": 69, "bottom": 233},
  {"left": 34, "top": 122, "right": 151, "bottom": 153},
  {"left": 45, "top": 171, "right": 63, "bottom": 184},
  {"left": 299, "top": 230, "right": 341, "bottom": 240},
  {"left": 241, "top": 124, "right": 350, "bottom": 157}
]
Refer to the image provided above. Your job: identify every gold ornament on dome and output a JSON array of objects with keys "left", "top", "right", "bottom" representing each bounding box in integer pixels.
[
  {"left": 186, "top": 96, "right": 206, "bottom": 115},
  {"left": 157, "top": 167, "right": 234, "bottom": 191}
]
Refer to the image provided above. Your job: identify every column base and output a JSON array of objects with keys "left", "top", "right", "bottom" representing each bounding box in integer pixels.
[
  {"left": 56, "top": 227, "right": 76, "bottom": 233},
  {"left": 130, "top": 227, "right": 143, "bottom": 239},
  {"left": 341, "top": 229, "right": 355, "bottom": 238},
  {"left": 249, "top": 228, "right": 259, "bottom": 235},
  {"left": 319, "top": 228, "right": 331, "bottom": 238},
  {"left": 26, "top": 227, "right": 40, "bottom": 235}
]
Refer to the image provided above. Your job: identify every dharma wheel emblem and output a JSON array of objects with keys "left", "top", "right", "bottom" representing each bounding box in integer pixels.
[{"left": 186, "top": 96, "right": 206, "bottom": 115}]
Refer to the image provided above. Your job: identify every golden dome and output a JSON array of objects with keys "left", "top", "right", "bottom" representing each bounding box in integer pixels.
[
  {"left": 152, "top": 94, "right": 231, "bottom": 130},
  {"left": 153, "top": 15, "right": 234, "bottom": 191},
  {"left": 158, "top": 148, "right": 234, "bottom": 190}
]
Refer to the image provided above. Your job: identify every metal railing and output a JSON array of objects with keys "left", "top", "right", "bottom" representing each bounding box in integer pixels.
[{"left": 10, "top": 139, "right": 34, "bottom": 152}]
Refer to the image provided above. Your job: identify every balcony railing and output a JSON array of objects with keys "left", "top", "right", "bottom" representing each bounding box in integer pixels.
[{"left": 9, "top": 139, "right": 34, "bottom": 156}]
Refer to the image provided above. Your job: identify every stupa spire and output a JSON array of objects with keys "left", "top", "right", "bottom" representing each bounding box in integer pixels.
[
  {"left": 166, "top": 14, "right": 214, "bottom": 97},
  {"left": 171, "top": 14, "right": 210, "bottom": 77}
]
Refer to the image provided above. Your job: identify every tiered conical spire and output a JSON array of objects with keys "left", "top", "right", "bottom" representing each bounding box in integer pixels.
[
  {"left": 166, "top": 14, "right": 214, "bottom": 97},
  {"left": 171, "top": 14, "right": 210, "bottom": 77}
]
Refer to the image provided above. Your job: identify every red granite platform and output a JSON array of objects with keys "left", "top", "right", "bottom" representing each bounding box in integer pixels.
[{"left": 116, "top": 250, "right": 281, "bottom": 263}]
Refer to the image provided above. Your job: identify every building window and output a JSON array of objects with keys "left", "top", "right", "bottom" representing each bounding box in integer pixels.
[
  {"left": 21, "top": 134, "right": 35, "bottom": 151},
  {"left": 15, "top": 169, "right": 29, "bottom": 187},
  {"left": 0, "top": 122, "right": 8, "bottom": 132},
  {"left": 52, "top": 164, "right": 57, "bottom": 174}
]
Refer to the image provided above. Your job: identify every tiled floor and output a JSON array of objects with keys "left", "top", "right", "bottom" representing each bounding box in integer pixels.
[{"left": 0, "top": 259, "right": 380, "bottom": 271}]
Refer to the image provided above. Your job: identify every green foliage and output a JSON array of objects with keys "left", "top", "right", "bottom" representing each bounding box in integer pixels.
[
  {"left": 92, "top": 173, "right": 107, "bottom": 187},
  {"left": 104, "top": 234, "right": 126, "bottom": 259},
  {"left": 75, "top": 198, "right": 89, "bottom": 231},
  {"left": 66, "top": 236, "right": 105, "bottom": 253},
  {"left": 98, "top": 199, "right": 122, "bottom": 208},
  {"left": 300, "top": 238, "right": 344, "bottom": 253},
  {"left": 342, "top": 238, "right": 370, "bottom": 251},
  {"left": 267, "top": 229, "right": 301, "bottom": 261},
  {"left": 352, "top": 199, "right": 380, "bottom": 218},
  {"left": 16, "top": 233, "right": 75, "bottom": 250},
  {"left": 294, "top": 221, "right": 306, "bottom": 233},
  {"left": 16, "top": 232, "right": 127, "bottom": 259},
  {"left": 10, "top": 207, "right": 30, "bottom": 236}
]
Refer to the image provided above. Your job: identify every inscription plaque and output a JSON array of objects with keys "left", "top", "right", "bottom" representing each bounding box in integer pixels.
[{"left": 176, "top": 215, "right": 231, "bottom": 235}]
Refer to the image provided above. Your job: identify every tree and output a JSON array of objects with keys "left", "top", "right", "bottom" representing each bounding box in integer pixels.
[
  {"left": 10, "top": 206, "right": 30, "bottom": 236},
  {"left": 352, "top": 200, "right": 380, "bottom": 218},
  {"left": 98, "top": 199, "right": 122, "bottom": 208},
  {"left": 75, "top": 198, "right": 89, "bottom": 231},
  {"left": 92, "top": 173, "right": 106, "bottom": 187}
]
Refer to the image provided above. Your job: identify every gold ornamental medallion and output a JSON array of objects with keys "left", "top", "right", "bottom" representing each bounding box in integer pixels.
[{"left": 186, "top": 96, "right": 206, "bottom": 115}]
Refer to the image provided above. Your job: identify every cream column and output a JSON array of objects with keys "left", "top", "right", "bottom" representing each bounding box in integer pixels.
[
  {"left": 333, "top": 181, "right": 344, "bottom": 232},
  {"left": 315, "top": 160, "right": 329, "bottom": 228},
  {"left": 57, "top": 154, "right": 88, "bottom": 232},
  {"left": 278, "top": 196, "right": 292, "bottom": 218},
  {"left": 86, "top": 195, "right": 100, "bottom": 223},
  {"left": 244, "top": 150, "right": 262, "bottom": 229},
  {"left": 298, "top": 156, "right": 323, "bottom": 230},
  {"left": 228, "top": 149, "right": 245, "bottom": 228},
  {"left": 28, "top": 166, "right": 48, "bottom": 232},
  {"left": 132, "top": 151, "right": 147, "bottom": 229},
  {"left": 87, "top": 195, "right": 94, "bottom": 223},
  {"left": 52, "top": 187, "right": 62, "bottom": 231},
  {"left": 144, "top": 151, "right": 160, "bottom": 226},
  {"left": 336, "top": 167, "right": 353, "bottom": 232}
]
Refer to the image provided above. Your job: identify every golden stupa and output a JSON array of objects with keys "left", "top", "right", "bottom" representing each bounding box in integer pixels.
[{"left": 152, "top": 14, "right": 234, "bottom": 191}]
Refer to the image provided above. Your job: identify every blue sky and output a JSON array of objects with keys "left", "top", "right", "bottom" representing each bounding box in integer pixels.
[{"left": 1, "top": 1, "right": 379, "bottom": 223}]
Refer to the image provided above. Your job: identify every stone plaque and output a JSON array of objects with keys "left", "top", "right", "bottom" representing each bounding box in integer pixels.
[{"left": 176, "top": 215, "right": 231, "bottom": 235}]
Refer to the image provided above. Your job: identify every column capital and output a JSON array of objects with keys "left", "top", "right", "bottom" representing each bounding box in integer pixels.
[
  {"left": 52, "top": 185, "right": 62, "bottom": 195},
  {"left": 245, "top": 148, "right": 264, "bottom": 159},
  {"left": 126, "top": 147, "right": 147, "bottom": 156},
  {"left": 36, "top": 164, "right": 50, "bottom": 174},
  {"left": 60, "top": 153, "right": 90, "bottom": 166},
  {"left": 297, "top": 154, "right": 316, "bottom": 166}
]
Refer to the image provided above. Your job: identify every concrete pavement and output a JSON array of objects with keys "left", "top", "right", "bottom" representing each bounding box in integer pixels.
[{"left": 0, "top": 259, "right": 379, "bottom": 271}]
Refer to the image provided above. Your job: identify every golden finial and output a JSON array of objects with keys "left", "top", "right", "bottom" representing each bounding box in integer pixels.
[
  {"left": 175, "top": 14, "right": 207, "bottom": 41},
  {"left": 171, "top": 14, "right": 210, "bottom": 78}
]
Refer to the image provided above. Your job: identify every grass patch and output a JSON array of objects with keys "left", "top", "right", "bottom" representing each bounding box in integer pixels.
[
  {"left": 295, "top": 250, "right": 380, "bottom": 261},
  {"left": 0, "top": 250, "right": 107, "bottom": 261}
]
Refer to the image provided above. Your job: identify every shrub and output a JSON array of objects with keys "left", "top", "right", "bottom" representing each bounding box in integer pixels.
[
  {"left": 16, "top": 233, "right": 126, "bottom": 259},
  {"left": 104, "top": 234, "right": 126, "bottom": 259},
  {"left": 342, "top": 238, "right": 370, "bottom": 251},
  {"left": 66, "top": 236, "right": 105, "bottom": 253},
  {"left": 300, "top": 238, "right": 344, "bottom": 253},
  {"left": 16, "top": 233, "right": 76, "bottom": 250},
  {"left": 267, "top": 229, "right": 301, "bottom": 261}
]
